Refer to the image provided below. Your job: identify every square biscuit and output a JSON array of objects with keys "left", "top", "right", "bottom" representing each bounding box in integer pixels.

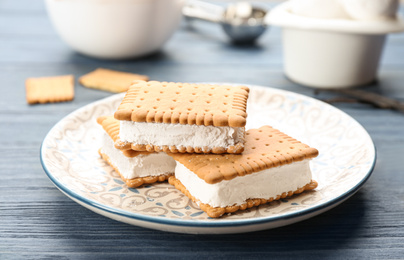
[
  {"left": 169, "top": 125, "right": 319, "bottom": 184},
  {"left": 168, "top": 125, "right": 319, "bottom": 218},
  {"left": 79, "top": 68, "right": 149, "bottom": 93},
  {"left": 113, "top": 81, "right": 249, "bottom": 154},
  {"left": 26, "top": 75, "right": 74, "bottom": 104},
  {"left": 169, "top": 177, "right": 318, "bottom": 218},
  {"left": 114, "top": 81, "right": 249, "bottom": 127}
]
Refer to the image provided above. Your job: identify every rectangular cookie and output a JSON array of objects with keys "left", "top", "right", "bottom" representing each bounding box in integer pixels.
[
  {"left": 97, "top": 116, "right": 176, "bottom": 187},
  {"left": 26, "top": 75, "right": 74, "bottom": 104},
  {"left": 168, "top": 125, "right": 319, "bottom": 218},
  {"left": 114, "top": 81, "right": 249, "bottom": 154},
  {"left": 79, "top": 68, "right": 149, "bottom": 93}
]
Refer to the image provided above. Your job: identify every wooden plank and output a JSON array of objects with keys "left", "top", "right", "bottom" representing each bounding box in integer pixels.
[{"left": 1, "top": 0, "right": 404, "bottom": 258}]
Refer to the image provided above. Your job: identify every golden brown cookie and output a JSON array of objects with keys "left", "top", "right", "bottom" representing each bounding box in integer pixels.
[
  {"left": 118, "top": 141, "right": 245, "bottom": 155},
  {"left": 25, "top": 75, "right": 74, "bottom": 104},
  {"left": 79, "top": 68, "right": 149, "bottom": 93},
  {"left": 169, "top": 125, "right": 319, "bottom": 184},
  {"left": 169, "top": 176, "right": 318, "bottom": 218},
  {"left": 114, "top": 81, "right": 249, "bottom": 127}
]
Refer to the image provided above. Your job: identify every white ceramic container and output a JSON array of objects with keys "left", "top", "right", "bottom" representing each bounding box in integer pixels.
[
  {"left": 267, "top": 2, "right": 404, "bottom": 89},
  {"left": 45, "top": 0, "right": 184, "bottom": 59}
]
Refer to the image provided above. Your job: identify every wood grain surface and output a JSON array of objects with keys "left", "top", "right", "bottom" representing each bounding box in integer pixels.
[{"left": 1, "top": 0, "right": 404, "bottom": 259}]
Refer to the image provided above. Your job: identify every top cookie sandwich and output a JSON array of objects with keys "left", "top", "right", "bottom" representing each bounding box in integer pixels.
[{"left": 114, "top": 81, "right": 249, "bottom": 154}]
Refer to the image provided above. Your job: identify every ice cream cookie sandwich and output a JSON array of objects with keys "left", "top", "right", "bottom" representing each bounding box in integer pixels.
[
  {"left": 114, "top": 81, "right": 249, "bottom": 154},
  {"left": 168, "top": 126, "right": 319, "bottom": 218},
  {"left": 97, "top": 116, "right": 176, "bottom": 187}
]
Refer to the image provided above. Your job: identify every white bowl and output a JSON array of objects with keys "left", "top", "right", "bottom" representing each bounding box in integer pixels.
[
  {"left": 267, "top": 2, "right": 404, "bottom": 89},
  {"left": 45, "top": 0, "right": 185, "bottom": 60}
]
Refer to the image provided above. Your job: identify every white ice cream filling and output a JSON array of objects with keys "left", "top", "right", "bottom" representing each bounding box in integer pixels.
[
  {"left": 175, "top": 160, "right": 313, "bottom": 208},
  {"left": 100, "top": 134, "right": 176, "bottom": 180},
  {"left": 119, "top": 121, "right": 244, "bottom": 149}
]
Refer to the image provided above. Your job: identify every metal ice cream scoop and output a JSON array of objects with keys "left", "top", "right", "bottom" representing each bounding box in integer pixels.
[{"left": 183, "top": 0, "right": 268, "bottom": 44}]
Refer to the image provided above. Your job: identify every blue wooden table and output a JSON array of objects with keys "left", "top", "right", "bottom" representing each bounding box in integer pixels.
[{"left": 1, "top": 0, "right": 404, "bottom": 258}]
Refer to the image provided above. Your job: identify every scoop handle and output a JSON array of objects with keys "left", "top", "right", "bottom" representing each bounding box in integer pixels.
[{"left": 182, "top": 0, "right": 224, "bottom": 23}]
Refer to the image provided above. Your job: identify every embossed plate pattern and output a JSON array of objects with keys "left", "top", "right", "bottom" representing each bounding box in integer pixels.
[{"left": 40, "top": 84, "right": 376, "bottom": 234}]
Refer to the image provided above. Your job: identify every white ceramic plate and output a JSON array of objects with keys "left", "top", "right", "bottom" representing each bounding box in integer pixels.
[{"left": 40, "top": 84, "right": 376, "bottom": 234}]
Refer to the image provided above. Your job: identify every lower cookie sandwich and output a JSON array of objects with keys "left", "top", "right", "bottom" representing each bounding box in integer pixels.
[
  {"left": 97, "top": 116, "right": 176, "bottom": 187},
  {"left": 168, "top": 125, "right": 319, "bottom": 218}
]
